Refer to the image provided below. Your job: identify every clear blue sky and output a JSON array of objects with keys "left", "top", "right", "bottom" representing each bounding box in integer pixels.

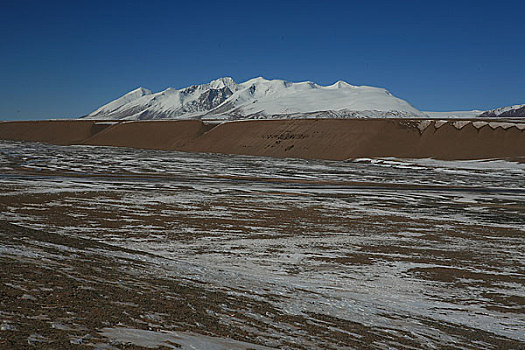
[{"left": 1, "top": 0, "right": 524, "bottom": 120}]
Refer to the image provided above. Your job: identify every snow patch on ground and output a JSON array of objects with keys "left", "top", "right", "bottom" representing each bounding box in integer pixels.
[{"left": 100, "top": 327, "right": 272, "bottom": 349}]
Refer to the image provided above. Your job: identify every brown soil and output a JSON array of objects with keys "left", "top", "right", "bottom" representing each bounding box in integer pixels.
[{"left": 0, "top": 118, "right": 524, "bottom": 160}]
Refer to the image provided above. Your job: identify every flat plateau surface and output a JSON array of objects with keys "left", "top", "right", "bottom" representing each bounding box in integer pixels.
[{"left": 0, "top": 141, "right": 524, "bottom": 349}]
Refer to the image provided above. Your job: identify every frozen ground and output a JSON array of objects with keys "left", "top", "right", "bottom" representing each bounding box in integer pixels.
[{"left": 0, "top": 141, "right": 524, "bottom": 349}]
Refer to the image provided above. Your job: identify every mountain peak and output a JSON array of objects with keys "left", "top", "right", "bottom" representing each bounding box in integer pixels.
[
  {"left": 242, "top": 76, "right": 270, "bottom": 85},
  {"left": 209, "top": 77, "right": 236, "bottom": 90},
  {"left": 329, "top": 80, "right": 353, "bottom": 89},
  {"left": 127, "top": 87, "right": 152, "bottom": 96}
]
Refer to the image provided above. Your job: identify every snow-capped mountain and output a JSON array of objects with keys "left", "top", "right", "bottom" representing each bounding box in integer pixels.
[
  {"left": 479, "top": 104, "right": 525, "bottom": 118},
  {"left": 84, "top": 77, "right": 426, "bottom": 120}
]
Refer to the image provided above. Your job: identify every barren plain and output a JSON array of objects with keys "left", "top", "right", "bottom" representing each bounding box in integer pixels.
[{"left": 0, "top": 140, "right": 524, "bottom": 349}]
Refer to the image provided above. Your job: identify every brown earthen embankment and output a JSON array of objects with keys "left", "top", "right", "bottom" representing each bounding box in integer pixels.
[
  {"left": 0, "top": 120, "right": 102, "bottom": 145},
  {"left": 0, "top": 119, "right": 524, "bottom": 160}
]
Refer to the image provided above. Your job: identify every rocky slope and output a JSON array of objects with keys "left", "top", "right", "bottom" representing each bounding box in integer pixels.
[{"left": 479, "top": 104, "right": 525, "bottom": 118}]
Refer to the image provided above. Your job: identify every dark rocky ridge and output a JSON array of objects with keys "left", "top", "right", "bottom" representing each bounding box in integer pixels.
[{"left": 480, "top": 105, "right": 525, "bottom": 118}]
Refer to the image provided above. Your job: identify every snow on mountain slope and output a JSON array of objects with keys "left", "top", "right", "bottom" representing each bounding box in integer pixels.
[
  {"left": 86, "top": 78, "right": 237, "bottom": 120},
  {"left": 83, "top": 77, "right": 425, "bottom": 120},
  {"left": 423, "top": 110, "right": 483, "bottom": 119},
  {"left": 479, "top": 104, "right": 525, "bottom": 118},
  {"left": 231, "top": 78, "right": 421, "bottom": 116},
  {"left": 88, "top": 87, "right": 152, "bottom": 119}
]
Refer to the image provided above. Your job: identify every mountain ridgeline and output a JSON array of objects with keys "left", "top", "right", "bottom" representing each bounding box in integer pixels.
[
  {"left": 83, "top": 77, "right": 525, "bottom": 120},
  {"left": 84, "top": 77, "right": 425, "bottom": 120},
  {"left": 479, "top": 104, "right": 525, "bottom": 118}
]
